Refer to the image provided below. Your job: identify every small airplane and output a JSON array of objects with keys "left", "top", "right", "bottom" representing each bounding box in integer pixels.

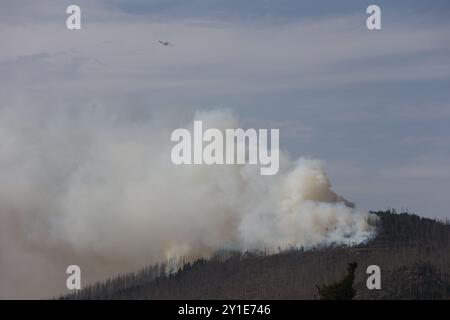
[{"left": 158, "top": 40, "right": 173, "bottom": 47}]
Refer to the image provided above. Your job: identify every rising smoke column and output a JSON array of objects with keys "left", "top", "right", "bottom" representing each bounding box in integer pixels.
[{"left": 0, "top": 106, "right": 377, "bottom": 298}]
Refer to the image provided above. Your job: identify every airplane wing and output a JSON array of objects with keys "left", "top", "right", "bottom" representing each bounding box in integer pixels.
[{"left": 158, "top": 40, "right": 173, "bottom": 46}]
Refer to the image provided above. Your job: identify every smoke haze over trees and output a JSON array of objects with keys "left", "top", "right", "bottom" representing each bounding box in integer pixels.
[{"left": 64, "top": 211, "right": 450, "bottom": 300}]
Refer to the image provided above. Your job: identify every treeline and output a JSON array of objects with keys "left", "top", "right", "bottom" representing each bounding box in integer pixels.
[{"left": 62, "top": 211, "right": 450, "bottom": 300}]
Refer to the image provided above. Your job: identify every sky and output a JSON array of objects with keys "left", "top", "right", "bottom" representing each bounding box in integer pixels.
[{"left": 1, "top": 0, "right": 450, "bottom": 221}]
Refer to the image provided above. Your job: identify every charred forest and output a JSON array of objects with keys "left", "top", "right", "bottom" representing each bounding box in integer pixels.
[{"left": 62, "top": 211, "right": 450, "bottom": 300}]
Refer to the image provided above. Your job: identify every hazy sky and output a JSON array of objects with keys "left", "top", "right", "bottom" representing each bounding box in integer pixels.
[{"left": 1, "top": 0, "right": 450, "bottom": 219}]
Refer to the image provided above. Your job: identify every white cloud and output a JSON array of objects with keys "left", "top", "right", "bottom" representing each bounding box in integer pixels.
[{"left": 1, "top": 6, "right": 450, "bottom": 97}]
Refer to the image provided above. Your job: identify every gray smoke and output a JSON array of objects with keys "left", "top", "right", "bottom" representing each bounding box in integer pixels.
[{"left": 0, "top": 106, "right": 377, "bottom": 298}]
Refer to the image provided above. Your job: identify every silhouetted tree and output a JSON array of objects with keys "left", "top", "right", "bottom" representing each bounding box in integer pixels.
[{"left": 316, "top": 262, "right": 358, "bottom": 300}]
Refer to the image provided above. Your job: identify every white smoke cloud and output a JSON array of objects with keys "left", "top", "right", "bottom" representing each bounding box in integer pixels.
[{"left": 0, "top": 106, "right": 377, "bottom": 299}]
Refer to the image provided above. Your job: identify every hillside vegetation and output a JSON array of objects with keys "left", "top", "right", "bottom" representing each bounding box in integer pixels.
[{"left": 63, "top": 211, "right": 450, "bottom": 300}]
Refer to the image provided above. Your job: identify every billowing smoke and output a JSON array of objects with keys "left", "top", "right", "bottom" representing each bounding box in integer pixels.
[{"left": 0, "top": 106, "right": 377, "bottom": 298}]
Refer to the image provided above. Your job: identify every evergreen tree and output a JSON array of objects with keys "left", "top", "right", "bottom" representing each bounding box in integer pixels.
[{"left": 316, "top": 262, "right": 358, "bottom": 300}]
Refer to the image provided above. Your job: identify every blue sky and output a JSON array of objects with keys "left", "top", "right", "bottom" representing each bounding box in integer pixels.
[
  {"left": 1, "top": 0, "right": 450, "bottom": 218},
  {"left": 1, "top": 0, "right": 450, "bottom": 299},
  {"left": 110, "top": 0, "right": 450, "bottom": 19}
]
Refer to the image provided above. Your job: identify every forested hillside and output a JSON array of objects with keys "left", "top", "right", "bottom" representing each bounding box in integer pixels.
[{"left": 63, "top": 211, "right": 450, "bottom": 300}]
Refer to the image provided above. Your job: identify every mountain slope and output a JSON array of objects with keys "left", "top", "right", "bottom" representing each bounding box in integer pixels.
[{"left": 64, "top": 211, "right": 450, "bottom": 300}]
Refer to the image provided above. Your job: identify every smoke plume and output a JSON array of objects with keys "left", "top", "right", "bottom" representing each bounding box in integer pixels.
[{"left": 0, "top": 106, "right": 377, "bottom": 298}]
